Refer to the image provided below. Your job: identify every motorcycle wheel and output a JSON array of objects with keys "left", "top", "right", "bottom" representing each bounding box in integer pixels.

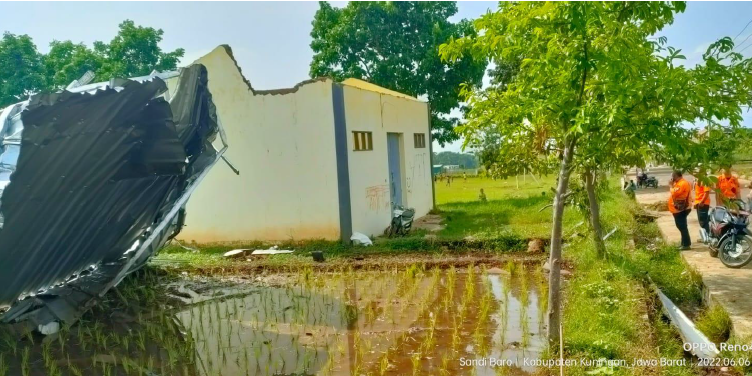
[
  {"left": 718, "top": 235, "right": 752, "bottom": 268},
  {"left": 386, "top": 223, "right": 397, "bottom": 238}
]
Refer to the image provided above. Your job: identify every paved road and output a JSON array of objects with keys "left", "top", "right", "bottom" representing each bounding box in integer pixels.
[{"left": 628, "top": 167, "right": 752, "bottom": 339}]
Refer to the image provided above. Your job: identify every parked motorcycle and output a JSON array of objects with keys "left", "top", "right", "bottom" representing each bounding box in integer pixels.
[
  {"left": 386, "top": 204, "right": 415, "bottom": 237},
  {"left": 637, "top": 174, "right": 659, "bottom": 189},
  {"left": 700, "top": 200, "right": 752, "bottom": 268}
]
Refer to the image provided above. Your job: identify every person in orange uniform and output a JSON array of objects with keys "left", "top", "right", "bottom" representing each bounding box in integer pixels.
[
  {"left": 717, "top": 167, "right": 741, "bottom": 203},
  {"left": 669, "top": 170, "right": 692, "bottom": 249},
  {"left": 693, "top": 177, "right": 711, "bottom": 236}
]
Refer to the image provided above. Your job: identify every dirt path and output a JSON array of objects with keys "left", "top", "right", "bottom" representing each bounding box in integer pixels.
[{"left": 630, "top": 168, "right": 752, "bottom": 339}]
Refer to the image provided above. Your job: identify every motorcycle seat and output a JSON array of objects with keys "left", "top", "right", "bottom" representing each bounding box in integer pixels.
[{"left": 712, "top": 207, "right": 728, "bottom": 222}]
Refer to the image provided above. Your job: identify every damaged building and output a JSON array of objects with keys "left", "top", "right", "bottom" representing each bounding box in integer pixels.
[
  {"left": 0, "top": 44, "right": 434, "bottom": 330},
  {"left": 178, "top": 45, "right": 435, "bottom": 243}
]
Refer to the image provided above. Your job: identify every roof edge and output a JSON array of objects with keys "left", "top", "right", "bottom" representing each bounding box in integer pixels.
[{"left": 340, "top": 78, "right": 424, "bottom": 102}]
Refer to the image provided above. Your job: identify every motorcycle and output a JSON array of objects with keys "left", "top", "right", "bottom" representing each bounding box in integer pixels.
[
  {"left": 637, "top": 174, "right": 659, "bottom": 189},
  {"left": 386, "top": 204, "right": 415, "bottom": 237},
  {"left": 700, "top": 200, "right": 752, "bottom": 268}
]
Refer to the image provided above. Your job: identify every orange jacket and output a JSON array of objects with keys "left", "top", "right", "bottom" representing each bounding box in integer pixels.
[
  {"left": 669, "top": 178, "right": 691, "bottom": 213},
  {"left": 717, "top": 174, "right": 740, "bottom": 200},
  {"left": 694, "top": 181, "right": 711, "bottom": 206}
]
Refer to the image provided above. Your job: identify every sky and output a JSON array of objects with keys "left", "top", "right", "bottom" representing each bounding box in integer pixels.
[{"left": 2, "top": 1, "right": 752, "bottom": 152}]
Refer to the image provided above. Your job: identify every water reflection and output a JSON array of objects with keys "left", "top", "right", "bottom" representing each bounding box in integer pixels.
[{"left": 0, "top": 264, "right": 547, "bottom": 376}]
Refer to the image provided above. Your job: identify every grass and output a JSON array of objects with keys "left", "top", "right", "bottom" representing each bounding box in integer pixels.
[
  {"left": 437, "top": 175, "right": 580, "bottom": 239},
  {"left": 154, "top": 177, "right": 548, "bottom": 269},
  {"left": 695, "top": 304, "right": 733, "bottom": 345},
  {"left": 557, "top": 180, "right": 709, "bottom": 375}
]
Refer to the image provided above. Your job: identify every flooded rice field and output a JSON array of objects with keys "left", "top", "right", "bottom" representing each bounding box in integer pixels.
[{"left": 0, "top": 262, "right": 548, "bottom": 376}]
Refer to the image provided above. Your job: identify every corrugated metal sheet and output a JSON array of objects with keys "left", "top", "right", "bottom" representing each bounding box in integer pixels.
[{"left": 0, "top": 64, "right": 225, "bottom": 329}]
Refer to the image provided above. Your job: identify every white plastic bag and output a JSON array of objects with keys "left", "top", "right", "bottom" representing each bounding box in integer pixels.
[{"left": 350, "top": 232, "right": 373, "bottom": 246}]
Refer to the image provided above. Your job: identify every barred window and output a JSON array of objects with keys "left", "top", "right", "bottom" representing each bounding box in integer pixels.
[
  {"left": 414, "top": 133, "right": 426, "bottom": 148},
  {"left": 353, "top": 131, "right": 373, "bottom": 151}
]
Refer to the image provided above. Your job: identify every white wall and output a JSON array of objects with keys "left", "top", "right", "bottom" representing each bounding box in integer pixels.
[
  {"left": 176, "top": 46, "right": 341, "bottom": 242},
  {"left": 343, "top": 84, "right": 433, "bottom": 237}
]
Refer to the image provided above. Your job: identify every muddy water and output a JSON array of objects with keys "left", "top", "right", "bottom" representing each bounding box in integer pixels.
[
  {"left": 0, "top": 264, "right": 547, "bottom": 376},
  {"left": 178, "top": 265, "right": 547, "bottom": 376}
]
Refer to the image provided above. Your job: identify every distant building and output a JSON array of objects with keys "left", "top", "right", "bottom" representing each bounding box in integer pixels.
[{"left": 171, "top": 45, "right": 434, "bottom": 242}]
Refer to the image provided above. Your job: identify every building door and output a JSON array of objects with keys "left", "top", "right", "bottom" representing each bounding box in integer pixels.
[{"left": 387, "top": 133, "right": 403, "bottom": 207}]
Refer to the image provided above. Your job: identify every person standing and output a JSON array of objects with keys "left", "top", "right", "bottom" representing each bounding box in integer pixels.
[
  {"left": 717, "top": 167, "right": 741, "bottom": 202},
  {"left": 669, "top": 171, "right": 692, "bottom": 250},
  {"left": 693, "top": 177, "right": 711, "bottom": 237}
]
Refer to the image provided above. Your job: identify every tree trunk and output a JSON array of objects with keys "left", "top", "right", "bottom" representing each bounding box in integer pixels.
[
  {"left": 585, "top": 169, "right": 606, "bottom": 257},
  {"left": 547, "top": 138, "right": 575, "bottom": 346}
]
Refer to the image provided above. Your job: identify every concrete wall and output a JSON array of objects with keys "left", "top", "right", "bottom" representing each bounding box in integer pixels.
[
  {"left": 343, "top": 84, "right": 433, "bottom": 237},
  {"left": 176, "top": 46, "right": 341, "bottom": 242}
]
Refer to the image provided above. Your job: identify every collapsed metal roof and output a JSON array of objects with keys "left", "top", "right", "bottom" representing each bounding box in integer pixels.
[{"left": 0, "top": 64, "right": 227, "bottom": 332}]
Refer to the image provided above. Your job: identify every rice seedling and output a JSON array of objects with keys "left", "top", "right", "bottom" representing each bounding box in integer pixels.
[
  {"left": 505, "top": 260, "right": 518, "bottom": 277},
  {"left": 411, "top": 351, "right": 422, "bottom": 376},
  {"left": 519, "top": 265, "right": 531, "bottom": 348},
  {"left": 21, "top": 346, "right": 30, "bottom": 376},
  {"left": 0, "top": 262, "right": 551, "bottom": 376},
  {"left": 451, "top": 317, "right": 461, "bottom": 353},
  {"left": 439, "top": 352, "right": 451, "bottom": 375},
  {"left": 535, "top": 265, "right": 548, "bottom": 329}
]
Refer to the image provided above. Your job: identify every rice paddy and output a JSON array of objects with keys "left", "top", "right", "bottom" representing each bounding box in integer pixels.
[{"left": 0, "top": 262, "right": 547, "bottom": 376}]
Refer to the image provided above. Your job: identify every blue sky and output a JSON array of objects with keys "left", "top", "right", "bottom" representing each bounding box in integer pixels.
[{"left": 1, "top": 1, "right": 751, "bottom": 152}]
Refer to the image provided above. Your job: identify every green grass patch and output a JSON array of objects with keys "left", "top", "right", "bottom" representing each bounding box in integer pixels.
[
  {"left": 156, "top": 231, "right": 531, "bottom": 269},
  {"left": 156, "top": 176, "right": 549, "bottom": 268},
  {"left": 695, "top": 304, "right": 733, "bottom": 344},
  {"left": 719, "top": 334, "right": 752, "bottom": 374},
  {"left": 556, "top": 180, "right": 701, "bottom": 375},
  {"left": 437, "top": 176, "right": 581, "bottom": 239}
]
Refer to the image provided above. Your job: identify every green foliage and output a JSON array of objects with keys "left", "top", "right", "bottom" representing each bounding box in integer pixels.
[
  {"left": 0, "top": 33, "right": 46, "bottom": 107},
  {"left": 92, "top": 20, "right": 184, "bottom": 81},
  {"left": 309, "top": 1, "right": 487, "bottom": 145},
  {"left": 440, "top": 2, "right": 752, "bottom": 178},
  {"left": 44, "top": 40, "right": 102, "bottom": 89},
  {"left": 432, "top": 151, "right": 478, "bottom": 169},
  {"left": 695, "top": 304, "right": 733, "bottom": 344},
  {"left": 0, "top": 20, "right": 184, "bottom": 108}
]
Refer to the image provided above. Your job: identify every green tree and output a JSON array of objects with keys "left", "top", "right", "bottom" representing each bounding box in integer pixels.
[
  {"left": 93, "top": 20, "right": 184, "bottom": 81},
  {"left": 309, "top": 1, "right": 486, "bottom": 145},
  {"left": 441, "top": 2, "right": 752, "bottom": 344},
  {"left": 0, "top": 33, "right": 46, "bottom": 107},
  {"left": 44, "top": 40, "right": 102, "bottom": 89},
  {"left": 0, "top": 20, "right": 185, "bottom": 106}
]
